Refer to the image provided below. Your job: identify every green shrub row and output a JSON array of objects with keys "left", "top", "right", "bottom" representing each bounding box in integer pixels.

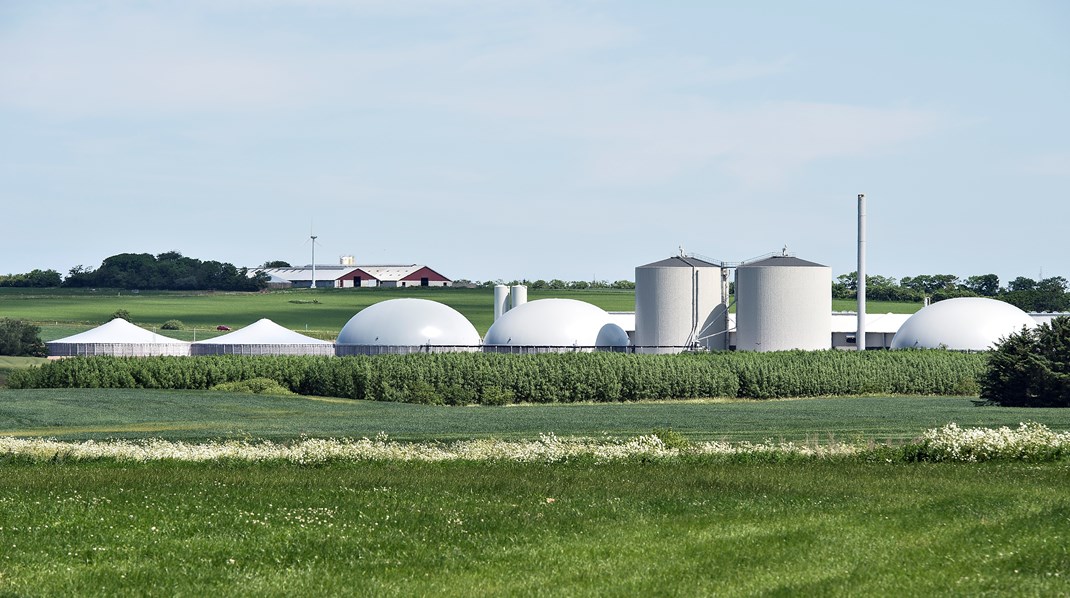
[
  {"left": 6, "top": 350, "right": 987, "bottom": 404},
  {"left": 709, "top": 350, "right": 985, "bottom": 399}
]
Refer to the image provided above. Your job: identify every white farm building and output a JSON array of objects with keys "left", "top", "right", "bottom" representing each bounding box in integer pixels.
[{"left": 257, "top": 261, "right": 452, "bottom": 289}]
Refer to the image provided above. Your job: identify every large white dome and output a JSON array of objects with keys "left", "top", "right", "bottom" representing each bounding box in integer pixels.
[
  {"left": 336, "top": 299, "right": 480, "bottom": 352},
  {"left": 890, "top": 297, "right": 1036, "bottom": 351},
  {"left": 483, "top": 299, "right": 629, "bottom": 350}
]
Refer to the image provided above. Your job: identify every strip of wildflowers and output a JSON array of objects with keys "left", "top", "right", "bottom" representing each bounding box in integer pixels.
[
  {"left": 911, "top": 422, "right": 1070, "bottom": 462},
  {"left": 1, "top": 423, "right": 1067, "bottom": 464}
]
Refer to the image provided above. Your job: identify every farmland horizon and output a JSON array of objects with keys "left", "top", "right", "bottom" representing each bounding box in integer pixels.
[{"left": 0, "top": 286, "right": 924, "bottom": 342}]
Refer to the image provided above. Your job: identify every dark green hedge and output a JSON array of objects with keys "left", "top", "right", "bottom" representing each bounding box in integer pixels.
[{"left": 7, "top": 350, "right": 986, "bottom": 404}]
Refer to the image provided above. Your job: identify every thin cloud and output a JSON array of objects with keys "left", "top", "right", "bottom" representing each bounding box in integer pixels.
[{"left": 1015, "top": 152, "right": 1070, "bottom": 176}]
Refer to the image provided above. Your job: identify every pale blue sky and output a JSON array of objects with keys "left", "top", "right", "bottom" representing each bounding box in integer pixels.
[{"left": 2, "top": 1, "right": 1067, "bottom": 285}]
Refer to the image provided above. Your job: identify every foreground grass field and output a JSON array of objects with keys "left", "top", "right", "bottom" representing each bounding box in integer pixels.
[
  {"left": 2, "top": 390, "right": 1067, "bottom": 595},
  {"left": 3, "top": 389, "right": 1070, "bottom": 442},
  {"left": 1, "top": 460, "right": 1066, "bottom": 596}
]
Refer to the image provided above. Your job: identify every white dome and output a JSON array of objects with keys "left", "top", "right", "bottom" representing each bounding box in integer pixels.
[
  {"left": 336, "top": 299, "right": 480, "bottom": 349},
  {"left": 890, "top": 297, "right": 1036, "bottom": 351},
  {"left": 483, "top": 299, "right": 630, "bottom": 349}
]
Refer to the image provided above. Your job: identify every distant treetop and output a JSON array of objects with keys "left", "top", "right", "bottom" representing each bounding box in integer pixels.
[{"left": 63, "top": 252, "right": 266, "bottom": 292}]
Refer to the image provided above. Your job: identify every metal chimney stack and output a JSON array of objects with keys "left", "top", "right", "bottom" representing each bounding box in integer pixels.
[{"left": 857, "top": 194, "right": 866, "bottom": 351}]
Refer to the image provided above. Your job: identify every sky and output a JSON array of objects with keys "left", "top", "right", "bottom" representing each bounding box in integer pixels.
[{"left": 2, "top": 1, "right": 1068, "bottom": 286}]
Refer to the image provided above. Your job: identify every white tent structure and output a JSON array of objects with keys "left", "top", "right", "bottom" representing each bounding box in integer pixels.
[
  {"left": 47, "top": 318, "right": 191, "bottom": 357},
  {"left": 191, "top": 318, "right": 334, "bottom": 356}
]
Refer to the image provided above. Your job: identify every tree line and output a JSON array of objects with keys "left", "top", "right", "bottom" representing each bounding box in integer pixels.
[
  {"left": 2, "top": 256, "right": 1068, "bottom": 311},
  {"left": 0, "top": 269, "right": 63, "bottom": 288},
  {"left": 0, "top": 252, "right": 267, "bottom": 292},
  {"left": 833, "top": 272, "right": 1069, "bottom": 312}
]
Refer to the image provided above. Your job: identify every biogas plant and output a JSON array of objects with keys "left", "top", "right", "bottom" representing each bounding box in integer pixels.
[
  {"left": 44, "top": 193, "right": 1052, "bottom": 357},
  {"left": 332, "top": 250, "right": 838, "bottom": 355},
  {"left": 46, "top": 250, "right": 1049, "bottom": 358}
]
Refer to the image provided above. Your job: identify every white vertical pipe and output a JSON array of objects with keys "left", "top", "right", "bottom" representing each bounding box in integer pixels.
[
  {"left": 510, "top": 285, "right": 528, "bottom": 310},
  {"left": 857, "top": 194, "right": 866, "bottom": 351},
  {"left": 493, "top": 285, "right": 509, "bottom": 321}
]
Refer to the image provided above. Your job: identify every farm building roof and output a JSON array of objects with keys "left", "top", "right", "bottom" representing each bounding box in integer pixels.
[
  {"left": 256, "top": 266, "right": 360, "bottom": 281},
  {"left": 256, "top": 264, "right": 448, "bottom": 283}
]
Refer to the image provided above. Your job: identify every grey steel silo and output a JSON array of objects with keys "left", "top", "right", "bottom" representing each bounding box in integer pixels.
[
  {"left": 634, "top": 255, "right": 726, "bottom": 354},
  {"left": 734, "top": 255, "right": 831, "bottom": 351}
]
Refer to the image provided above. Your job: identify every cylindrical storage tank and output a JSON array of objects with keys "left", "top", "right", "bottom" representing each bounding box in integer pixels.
[
  {"left": 335, "top": 298, "right": 481, "bottom": 355},
  {"left": 510, "top": 285, "right": 528, "bottom": 310},
  {"left": 634, "top": 256, "right": 726, "bottom": 354},
  {"left": 493, "top": 285, "right": 509, "bottom": 321},
  {"left": 735, "top": 255, "right": 831, "bottom": 352}
]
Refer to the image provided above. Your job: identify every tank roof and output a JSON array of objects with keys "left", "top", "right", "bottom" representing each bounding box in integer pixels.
[
  {"left": 739, "top": 255, "right": 826, "bottom": 268},
  {"left": 638, "top": 256, "right": 720, "bottom": 269}
]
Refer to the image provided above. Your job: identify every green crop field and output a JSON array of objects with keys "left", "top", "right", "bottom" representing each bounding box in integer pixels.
[
  {"left": 1, "top": 287, "right": 920, "bottom": 341},
  {"left": 832, "top": 298, "right": 921, "bottom": 313},
  {"left": 0, "top": 287, "right": 640, "bottom": 340},
  {"left": 2, "top": 389, "right": 1070, "bottom": 443}
]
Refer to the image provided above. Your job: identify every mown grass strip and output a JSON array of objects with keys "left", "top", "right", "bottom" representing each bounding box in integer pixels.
[{"left": 3, "top": 389, "right": 1070, "bottom": 443}]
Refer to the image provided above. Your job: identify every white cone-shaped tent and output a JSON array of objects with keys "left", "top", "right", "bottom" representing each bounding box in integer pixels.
[
  {"left": 47, "top": 318, "right": 191, "bottom": 357},
  {"left": 191, "top": 318, "right": 334, "bottom": 356}
]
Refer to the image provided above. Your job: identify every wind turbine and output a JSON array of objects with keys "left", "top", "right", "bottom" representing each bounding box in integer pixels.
[{"left": 309, "top": 224, "right": 319, "bottom": 290}]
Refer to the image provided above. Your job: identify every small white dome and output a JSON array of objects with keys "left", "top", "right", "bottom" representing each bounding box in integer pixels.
[
  {"left": 336, "top": 299, "right": 480, "bottom": 348},
  {"left": 890, "top": 297, "right": 1036, "bottom": 351},
  {"left": 484, "top": 299, "right": 630, "bottom": 349}
]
